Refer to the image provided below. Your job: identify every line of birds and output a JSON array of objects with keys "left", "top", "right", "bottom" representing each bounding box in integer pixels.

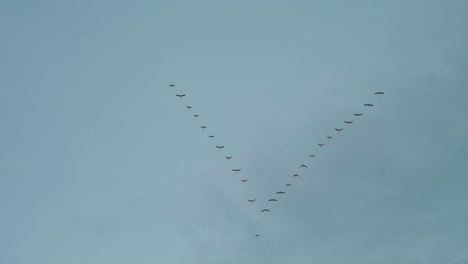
[{"left": 168, "top": 84, "right": 384, "bottom": 238}]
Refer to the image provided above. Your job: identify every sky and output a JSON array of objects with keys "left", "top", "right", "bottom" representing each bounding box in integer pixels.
[{"left": 1, "top": 0, "right": 468, "bottom": 263}]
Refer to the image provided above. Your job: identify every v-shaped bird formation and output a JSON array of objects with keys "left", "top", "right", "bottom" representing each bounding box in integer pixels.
[{"left": 166, "top": 84, "right": 385, "bottom": 238}]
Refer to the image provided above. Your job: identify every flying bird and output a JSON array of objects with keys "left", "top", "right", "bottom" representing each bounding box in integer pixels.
[
  {"left": 364, "top": 103, "right": 374, "bottom": 107},
  {"left": 186, "top": 106, "right": 192, "bottom": 110},
  {"left": 209, "top": 135, "right": 214, "bottom": 139},
  {"left": 261, "top": 209, "right": 270, "bottom": 212},
  {"left": 318, "top": 143, "right": 324, "bottom": 147},
  {"left": 169, "top": 84, "right": 175, "bottom": 87},
  {"left": 344, "top": 121, "right": 353, "bottom": 124},
  {"left": 248, "top": 199, "right": 256, "bottom": 202},
  {"left": 276, "top": 191, "right": 285, "bottom": 194},
  {"left": 300, "top": 165, "right": 307, "bottom": 168},
  {"left": 292, "top": 174, "right": 300, "bottom": 177},
  {"left": 225, "top": 156, "right": 232, "bottom": 160},
  {"left": 201, "top": 126, "right": 207, "bottom": 130},
  {"left": 286, "top": 183, "right": 291, "bottom": 187},
  {"left": 232, "top": 169, "right": 241, "bottom": 172},
  {"left": 255, "top": 234, "right": 260, "bottom": 237},
  {"left": 335, "top": 128, "right": 343, "bottom": 132},
  {"left": 375, "top": 92, "right": 384, "bottom": 95},
  {"left": 176, "top": 94, "right": 186, "bottom": 99},
  {"left": 241, "top": 179, "right": 248, "bottom": 183},
  {"left": 193, "top": 114, "right": 199, "bottom": 118},
  {"left": 309, "top": 154, "right": 316, "bottom": 158},
  {"left": 354, "top": 113, "right": 363, "bottom": 117},
  {"left": 268, "top": 199, "right": 278, "bottom": 202},
  {"left": 215, "top": 145, "right": 224, "bottom": 149}
]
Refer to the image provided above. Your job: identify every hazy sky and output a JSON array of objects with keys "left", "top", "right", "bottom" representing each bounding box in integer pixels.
[{"left": 1, "top": 1, "right": 468, "bottom": 263}]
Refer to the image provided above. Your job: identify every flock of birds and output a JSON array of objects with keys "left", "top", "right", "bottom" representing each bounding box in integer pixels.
[{"left": 168, "top": 84, "right": 384, "bottom": 238}]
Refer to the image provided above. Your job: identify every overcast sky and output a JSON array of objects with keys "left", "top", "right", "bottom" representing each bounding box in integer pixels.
[{"left": 1, "top": 1, "right": 468, "bottom": 263}]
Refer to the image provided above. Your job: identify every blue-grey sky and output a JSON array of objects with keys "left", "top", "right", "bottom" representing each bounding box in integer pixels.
[{"left": 1, "top": 1, "right": 468, "bottom": 263}]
